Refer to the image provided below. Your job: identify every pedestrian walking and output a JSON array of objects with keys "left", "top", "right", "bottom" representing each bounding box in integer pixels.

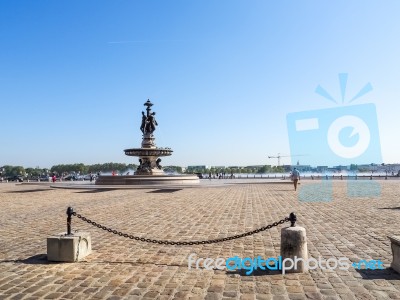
[{"left": 292, "top": 168, "right": 300, "bottom": 191}]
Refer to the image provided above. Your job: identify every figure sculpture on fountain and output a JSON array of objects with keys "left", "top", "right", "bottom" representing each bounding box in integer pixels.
[
  {"left": 130, "top": 99, "right": 171, "bottom": 175},
  {"left": 140, "top": 110, "right": 158, "bottom": 136},
  {"left": 144, "top": 112, "right": 158, "bottom": 134},
  {"left": 144, "top": 100, "right": 156, "bottom": 132},
  {"left": 140, "top": 111, "right": 146, "bottom": 134},
  {"left": 140, "top": 100, "right": 159, "bottom": 148}
]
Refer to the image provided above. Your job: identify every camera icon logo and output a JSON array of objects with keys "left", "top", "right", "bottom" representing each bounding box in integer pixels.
[{"left": 287, "top": 74, "right": 382, "bottom": 202}]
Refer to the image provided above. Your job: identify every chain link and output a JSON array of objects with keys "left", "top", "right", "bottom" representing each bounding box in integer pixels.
[{"left": 72, "top": 212, "right": 290, "bottom": 246}]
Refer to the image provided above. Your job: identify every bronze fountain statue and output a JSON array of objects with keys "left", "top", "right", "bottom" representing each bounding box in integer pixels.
[
  {"left": 124, "top": 99, "right": 173, "bottom": 175},
  {"left": 95, "top": 99, "right": 199, "bottom": 185}
]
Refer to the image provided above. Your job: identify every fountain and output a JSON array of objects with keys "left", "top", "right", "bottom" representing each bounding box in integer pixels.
[{"left": 95, "top": 100, "right": 199, "bottom": 185}]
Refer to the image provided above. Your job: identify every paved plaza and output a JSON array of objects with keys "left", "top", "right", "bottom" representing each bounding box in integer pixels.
[{"left": 1, "top": 180, "right": 400, "bottom": 299}]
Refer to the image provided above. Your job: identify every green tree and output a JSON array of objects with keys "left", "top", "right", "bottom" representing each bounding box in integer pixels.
[
  {"left": 257, "top": 165, "right": 272, "bottom": 173},
  {"left": 272, "top": 166, "right": 284, "bottom": 173},
  {"left": 1, "top": 165, "right": 25, "bottom": 177},
  {"left": 25, "top": 167, "right": 42, "bottom": 178}
]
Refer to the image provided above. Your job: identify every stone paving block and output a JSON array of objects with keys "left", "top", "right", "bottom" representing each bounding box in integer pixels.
[
  {"left": 287, "top": 294, "right": 307, "bottom": 300},
  {"left": 256, "top": 295, "right": 273, "bottom": 300}
]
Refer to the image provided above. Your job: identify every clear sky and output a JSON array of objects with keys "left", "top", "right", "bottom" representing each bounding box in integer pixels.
[{"left": 1, "top": 1, "right": 400, "bottom": 168}]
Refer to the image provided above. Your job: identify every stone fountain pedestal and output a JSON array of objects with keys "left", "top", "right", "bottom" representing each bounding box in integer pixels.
[{"left": 128, "top": 132, "right": 172, "bottom": 176}]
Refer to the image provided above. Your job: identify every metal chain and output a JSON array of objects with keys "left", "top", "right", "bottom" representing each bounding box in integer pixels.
[{"left": 72, "top": 212, "right": 290, "bottom": 245}]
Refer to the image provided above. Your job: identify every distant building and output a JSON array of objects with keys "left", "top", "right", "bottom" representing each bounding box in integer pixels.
[
  {"left": 333, "top": 165, "right": 348, "bottom": 171},
  {"left": 357, "top": 164, "right": 374, "bottom": 172},
  {"left": 297, "top": 165, "right": 312, "bottom": 172},
  {"left": 285, "top": 165, "right": 311, "bottom": 172}
]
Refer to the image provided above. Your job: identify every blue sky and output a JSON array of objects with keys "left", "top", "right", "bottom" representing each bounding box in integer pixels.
[{"left": 1, "top": 1, "right": 400, "bottom": 168}]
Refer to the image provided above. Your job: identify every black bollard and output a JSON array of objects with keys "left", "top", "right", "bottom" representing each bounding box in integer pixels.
[
  {"left": 66, "top": 207, "right": 74, "bottom": 235},
  {"left": 289, "top": 212, "right": 297, "bottom": 227}
]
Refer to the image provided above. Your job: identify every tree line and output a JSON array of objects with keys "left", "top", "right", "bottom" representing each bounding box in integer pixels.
[
  {"left": 1, "top": 163, "right": 138, "bottom": 178},
  {"left": 0, "top": 163, "right": 285, "bottom": 179}
]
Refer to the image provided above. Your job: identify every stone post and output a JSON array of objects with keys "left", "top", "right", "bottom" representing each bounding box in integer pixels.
[
  {"left": 47, "top": 207, "right": 92, "bottom": 262},
  {"left": 47, "top": 232, "right": 92, "bottom": 262},
  {"left": 389, "top": 236, "right": 400, "bottom": 273},
  {"left": 280, "top": 225, "right": 308, "bottom": 273}
]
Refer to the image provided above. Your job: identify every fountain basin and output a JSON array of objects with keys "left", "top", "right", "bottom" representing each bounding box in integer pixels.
[
  {"left": 124, "top": 148, "right": 173, "bottom": 157},
  {"left": 95, "top": 174, "right": 199, "bottom": 185}
]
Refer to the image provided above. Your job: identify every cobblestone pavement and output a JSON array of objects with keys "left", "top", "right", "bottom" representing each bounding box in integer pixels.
[{"left": 1, "top": 180, "right": 400, "bottom": 300}]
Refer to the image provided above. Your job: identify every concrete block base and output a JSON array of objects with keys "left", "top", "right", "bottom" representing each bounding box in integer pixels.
[
  {"left": 389, "top": 236, "right": 400, "bottom": 273},
  {"left": 47, "top": 232, "right": 91, "bottom": 262},
  {"left": 280, "top": 226, "right": 308, "bottom": 273}
]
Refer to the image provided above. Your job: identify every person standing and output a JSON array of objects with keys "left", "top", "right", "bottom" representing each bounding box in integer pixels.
[{"left": 292, "top": 168, "right": 300, "bottom": 191}]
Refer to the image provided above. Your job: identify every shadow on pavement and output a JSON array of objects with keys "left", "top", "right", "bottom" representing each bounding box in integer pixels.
[
  {"left": 7, "top": 189, "right": 53, "bottom": 193},
  {"left": 13, "top": 254, "right": 55, "bottom": 265},
  {"left": 377, "top": 207, "right": 400, "bottom": 210},
  {"left": 75, "top": 189, "right": 116, "bottom": 193},
  {"left": 355, "top": 268, "right": 400, "bottom": 280},
  {"left": 147, "top": 189, "right": 182, "bottom": 193}
]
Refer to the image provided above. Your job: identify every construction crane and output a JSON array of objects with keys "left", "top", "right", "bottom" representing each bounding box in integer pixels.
[{"left": 268, "top": 153, "right": 306, "bottom": 166}]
